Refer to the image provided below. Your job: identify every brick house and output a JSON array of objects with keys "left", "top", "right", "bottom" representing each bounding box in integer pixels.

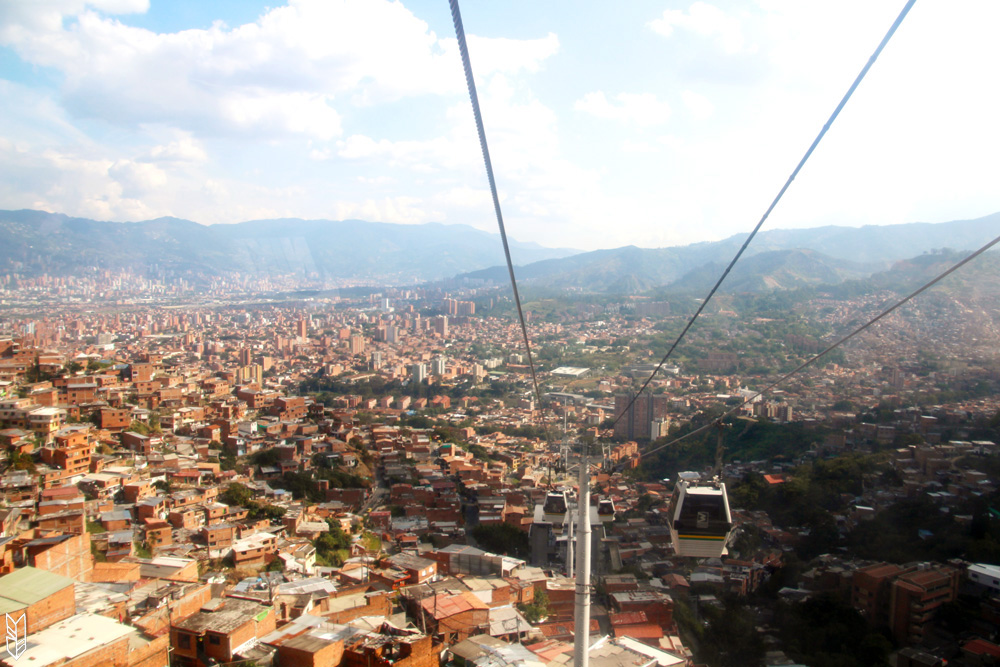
[
  {"left": 171, "top": 598, "right": 276, "bottom": 667},
  {"left": 0, "top": 566, "right": 76, "bottom": 634},
  {"left": 419, "top": 591, "right": 489, "bottom": 644},
  {"left": 202, "top": 523, "right": 236, "bottom": 550},
  {"left": 387, "top": 553, "right": 438, "bottom": 585},
  {"left": 232, "top": 532, "right": 279, "bottom": 567},
  {"left": 143, "top": 519, "right": 173, "bottom": 551}
]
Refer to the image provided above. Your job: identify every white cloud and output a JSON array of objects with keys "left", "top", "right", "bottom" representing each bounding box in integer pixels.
[
  {"left": 575, "top": 91, "right": 671, "bottom": 127},
  {"left": 681, "top": 90, "right": 714, "bottom": 120},
  {"left": 621, "top": 140, "right": 660, "bottom": 154},
  {"left": 108, "top": 159, "right": 167, "bottom": 197},
  {"left": 463, "top": 32, "right": 560, "bottom": 76},
  {"left": 0, "top": 141, "right": 163, "bottom": 221},
  {"left": 436, "top": 185, "right": 493, "bottom": 210},
  {"left": 0, "top": 0, "right": 148, "bottom": 34},
  {"left": 1, "top": 0, "right": 996, "bottom": 253},
  {"left": 0, "top": 0, "right": 557, "bottom": 140},
  {"left": 648, "top": 2, "right": 748, "bottom": 55},
  {"left": 332, "top": 196, "right": 427, "bottom": 224},
  {"left": 146, "top": 135, "right": 208, "bottom": 163}
]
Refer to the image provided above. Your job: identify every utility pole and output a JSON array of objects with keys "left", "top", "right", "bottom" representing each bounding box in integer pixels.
[{"left": 572, "top": 441, "right": 591, "bottom": 667}]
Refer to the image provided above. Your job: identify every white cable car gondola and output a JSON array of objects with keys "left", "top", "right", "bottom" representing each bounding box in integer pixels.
[
  {"left": 543, "top": 490, "right": 569, "bottom": 523},
  {"left": 597, "top": 498, "right": 616, "bottom": 524},
  {"left": 668, "top": 472, "right": 734, "bottom": 558}
]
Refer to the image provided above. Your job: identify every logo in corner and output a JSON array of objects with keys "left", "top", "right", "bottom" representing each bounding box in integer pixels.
[{"left": 5, "top": 612, "right": 26, "bottom": 661}]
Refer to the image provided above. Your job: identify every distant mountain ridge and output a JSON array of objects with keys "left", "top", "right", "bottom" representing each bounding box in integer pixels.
[
  {"left": 2, "top": 209, "right": 996, "bottom": 294},
  {"left": 0, "top": 210, "right": 579, "bottom": 284},
  {"left": 460, "top": 212, "right": 1000, "bottom": 294}
]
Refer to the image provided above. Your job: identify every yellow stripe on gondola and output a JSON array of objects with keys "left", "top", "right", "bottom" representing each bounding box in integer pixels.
[{"left": 677, "top": 534, "right": 727, "bottom": 541}]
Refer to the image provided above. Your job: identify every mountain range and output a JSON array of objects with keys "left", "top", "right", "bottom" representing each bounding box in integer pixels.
[
  {"left": 0, "top": 209, "right": 577, "bottom": 284},
  {"left": 0, "top": 209, "right": 996, "bottom": 293},
  {"left": 460, "top": 212, "right": 1000, "bottom": 294}
]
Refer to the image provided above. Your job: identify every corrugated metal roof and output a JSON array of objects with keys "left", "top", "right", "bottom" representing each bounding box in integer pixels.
[
  {"left": 421, "top": 591, "right": 488, "bottom": 619},
  {"left": 0, "top": 566, "right": 75, "bottom": 607}
]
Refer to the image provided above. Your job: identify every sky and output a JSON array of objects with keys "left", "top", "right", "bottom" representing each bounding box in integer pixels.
[{"left": 0, "top": 0, "right": 998, "bottom": 253}]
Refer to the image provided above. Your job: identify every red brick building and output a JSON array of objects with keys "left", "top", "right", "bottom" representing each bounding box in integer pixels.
[
  {"left": 889, "top": 566, "right": 961, "bottom": 645},
  {"left": 171, "top": 598, "right": 276, "bottom": 667},
  {"left": 0, "top": 566, "right": 76, "bottom": 634},
  {"left": 419, "top": 592, "right": 489, "bottom": 644}
]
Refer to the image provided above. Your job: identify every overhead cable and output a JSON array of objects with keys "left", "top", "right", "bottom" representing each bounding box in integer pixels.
[
  {"left": 449, "top": 0, "right": 545, "bottom": 412},
  {"left": 638, "top": 234, "right": 1000, "bottom": 462},
  {"left": 612, "top": 0, "right": 919, "bottom": 433}
]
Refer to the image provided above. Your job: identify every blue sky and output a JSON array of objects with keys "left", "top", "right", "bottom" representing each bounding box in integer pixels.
[{"left": 0, "top": 0, "right": 997, "bottom": 252}]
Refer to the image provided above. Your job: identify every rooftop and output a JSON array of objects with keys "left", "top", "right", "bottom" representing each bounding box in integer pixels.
[
  {"left": 0, "top": 613, "right": 135, "bottom": 667},
  {"left": 0, "top": 566, "right": 75, "bottom": 615},
  {"left": 174, "top": 598, "right": 272, "bottom": 635}
]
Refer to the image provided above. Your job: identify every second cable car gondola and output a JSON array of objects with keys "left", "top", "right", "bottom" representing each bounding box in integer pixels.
[
  {"left": 668, "top": 472, "right": 734, "bottom": 558},
  {"left": 597, "top": 498, "right": 616, "bottom": 524}
]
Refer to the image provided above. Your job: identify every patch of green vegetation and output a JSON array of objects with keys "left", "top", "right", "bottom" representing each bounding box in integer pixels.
[
  {"left": 518, "top": 589, "right": 551, "bottom": 624},
  {"left": 360, "top": 531, "right": 381, "bottom": 553},
  {"left": 314, "top": 520, "right": 351, "bottom": 567},
  {"left": 845, "top": 494, "right": 1000, "bottom": 564},
  {"left": 220, "top": 482, "right": 286, "bottom": 522},
  {"left": 773, "top": 594, "right": 892, "bottom": 667}
]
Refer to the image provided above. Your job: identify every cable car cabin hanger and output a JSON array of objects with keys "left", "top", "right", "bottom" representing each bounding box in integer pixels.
[{"left": 668, "top": 475, "right": 734, "bottom": 559}]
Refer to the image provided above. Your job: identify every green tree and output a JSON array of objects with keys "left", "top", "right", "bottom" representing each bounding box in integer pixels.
[
  {"left": 314, "top": 521, "right": 351, "bottom": 566},
  {"left": 7, "top": 450, "right": 36, "bottom": 472},
  {"left": 774, "top": 594, "right": 890, "bottom": 667},
  {"left": 700, "top": 599, "right": 765, "bottom": 667},
  {"left": 220, "top": 482, "right": 255, "bottom": 507},
  {"left": 518, "top": 590, "right": 551, "bottom": 623}
]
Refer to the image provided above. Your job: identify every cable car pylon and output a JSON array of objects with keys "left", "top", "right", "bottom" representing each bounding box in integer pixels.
[{"left": 572, "top": 439, "right": 591, "bottom": 667}]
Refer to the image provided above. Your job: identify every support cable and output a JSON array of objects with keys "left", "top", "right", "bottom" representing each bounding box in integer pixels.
[
  {"left": 449, "top": 0, "right": 544, "bottom": 412},
  {"left": 638, "top": 234, "right": 1000, "bottom": 462},
  {"left": 612, "top": 0, "right": 918, "bottom": 434}
]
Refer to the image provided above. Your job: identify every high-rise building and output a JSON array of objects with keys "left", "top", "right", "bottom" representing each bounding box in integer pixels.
[
  {"left": 385, "top": 325, "right": 399, "bottom": 344},
  {"left": 432, "top": 316, "right": 448, "bottom": 338},
  {"left": 411, "top": 363, "right": 427, "bottom": 384},
  {"left": 614, "top": 391, "right": 670, "bottom": 440},
  {"left": 296, "top": 317, "right": 308, "bottom": 340},
  {"left": 430, "top": 356, "right": 447, "bottom": 376},
  {"left": 237, "top": 364, "right": 263, "bottom": 386},
  {"left": 349, "top": 334, "right": 365, "bottom": 355}
]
